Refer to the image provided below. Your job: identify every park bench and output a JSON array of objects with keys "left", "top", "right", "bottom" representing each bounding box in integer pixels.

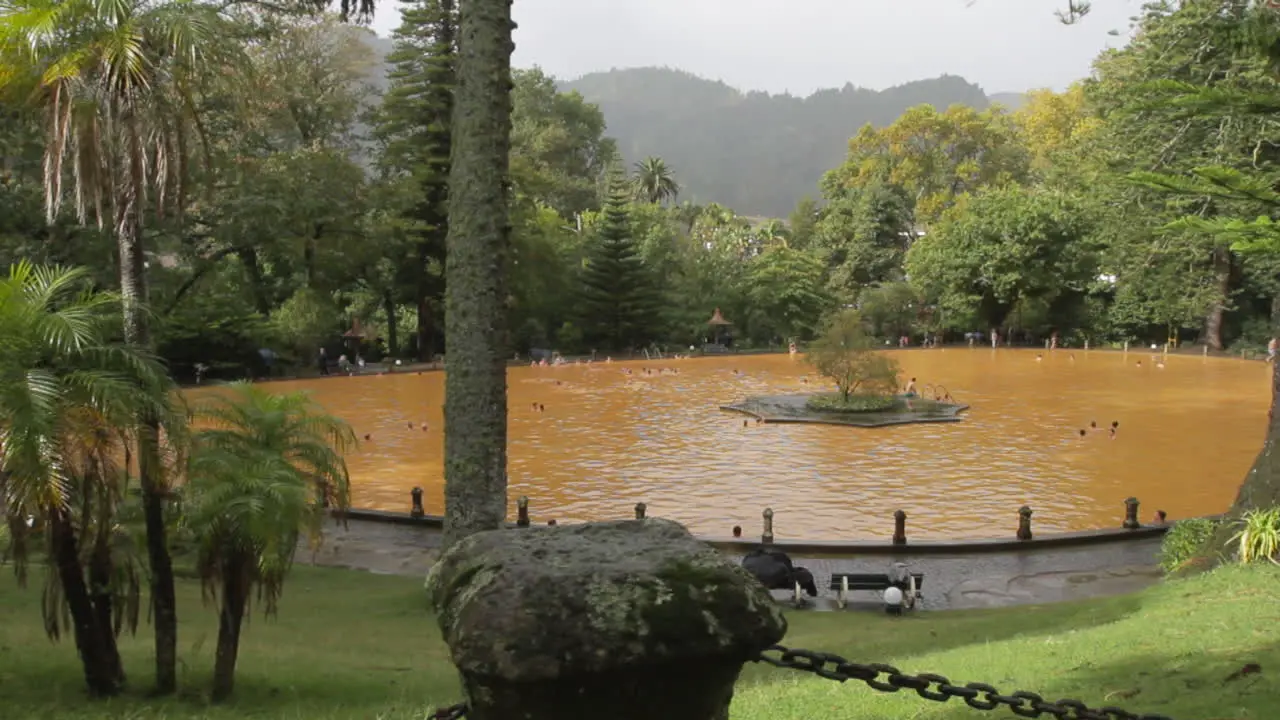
[{"left": 829, "top": 572, "right": 924, "bottom": 610}]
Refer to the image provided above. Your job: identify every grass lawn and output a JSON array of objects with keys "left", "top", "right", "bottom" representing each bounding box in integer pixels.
[{"left": 0, "top": 563, "right": 1276, "bottom": 719}]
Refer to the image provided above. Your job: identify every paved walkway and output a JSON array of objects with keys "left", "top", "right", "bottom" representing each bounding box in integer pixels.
[{"left": 300, "top": 519, "right": 1165, "bottom": 611}]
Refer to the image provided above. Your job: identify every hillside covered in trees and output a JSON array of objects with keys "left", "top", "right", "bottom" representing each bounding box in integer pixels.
[{"left": 561, "top": 68, "right": 1000, "bottom": 215}]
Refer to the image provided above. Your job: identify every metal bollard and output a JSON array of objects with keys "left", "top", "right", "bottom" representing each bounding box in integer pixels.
[
  {"left": 892, "top": 510, "right": 907, "bottom": 546},
  {"left": 1123, "top": 497, "right": 1141, "bottom": 530},
  {"left": 517, "top": 496, "right": 530, "bottom": 528},
  {"left": 762, "top": 508, "right": 774, "bottom": 545},
  {"left": 410, "top": 487, "right": 424, "bottom": 519},
  {"left": 1017, "top": 506, "right": 1033, "bottom": 541},
  {"left": 635, "top": 502, "right": 647, "bottom": 520}
]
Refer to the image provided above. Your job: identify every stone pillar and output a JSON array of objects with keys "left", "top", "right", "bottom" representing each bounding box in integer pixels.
[
  {"left": 1016, "top": 506, "right": 1033, "bottom": 541},
  {"left": 1123, "top": 497, "right": 1141, "bottom": 530},
  {"left": 635, "top": 502, "right": 647, "bottom": 520},
  {"left": 426, "top": 519, "right": 786, "bottom": 720},
  {"left": 892, "top": 510, "right": 907, "bottom": 546},
  {"left": 516, "top": 496, "right": 530, "bottom": 528},
  {"left": 761, "top": 508, "right": 774, "bottom": 545},
  {"left": 410, "top": 487, "right": 424, "bottom": 519}
]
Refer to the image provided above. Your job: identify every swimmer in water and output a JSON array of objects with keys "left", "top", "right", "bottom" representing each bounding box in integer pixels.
[
  {"left": 1078, "top": 429, "right": 1086, "bottom": 439},
  {"left": 1036, "top": 354, "right": 1043, "bottom": 362},
  {"left": 732, "top": 525, "right": 742, "bottom": 538}
]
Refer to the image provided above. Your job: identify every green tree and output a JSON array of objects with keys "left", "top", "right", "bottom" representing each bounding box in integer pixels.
[
  {"left": 376, "top": 0, "right": 456, "bottom": 361},
  {"left": 745, "top": 245, "right": 830, "bottom": 343},
  {"left": 632, "top": 156, "right": 680, "bottom": 205},
  {"left": 443, "top": 0, "right": 514, "bottom": 549},
  {"left": 579, "top": 169, "right": 662, "bottom": 351},
  {"left": 185, "top": 383, "right": 354, "bottom": 701},
  {"left": 816, "top": 179, "right": 915, "bottom": 303},
  {"left": 906, "top": 186, "right": 1098, "bottom": 335},
  {"left": 0, "top": 262, "right": 182, "bottom": 697},
  {"left": 0, "top": 0, "right": 226, "bottom": 692},
  {"left": 510, "top": 68, "right": 617, "bottom": 218},
  {"left": 806, "top": 309, "right": 901, "bottom": 401}
]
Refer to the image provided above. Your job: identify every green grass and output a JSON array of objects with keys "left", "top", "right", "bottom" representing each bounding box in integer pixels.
[{"left": 1, "top": 563, "right": 1277, "bottom": 719}]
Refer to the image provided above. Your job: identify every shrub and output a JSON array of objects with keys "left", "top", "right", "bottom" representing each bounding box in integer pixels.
[
  {"left": 806, "top": 393, "right": 897, "bottom": 413},
  {"left": 1159, "top": 517, "right": 1220, "bottom": 574},
  {"left": 806, "top": 310, "right": 901, "bottom": 401},
  {"left": 1230, "top": 507, "right": 1280, "bottom": 565}
]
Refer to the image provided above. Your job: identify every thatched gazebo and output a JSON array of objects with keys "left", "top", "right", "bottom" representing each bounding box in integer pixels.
[{"left": 707, "top": 307, "right": 733, "bottom": 347}]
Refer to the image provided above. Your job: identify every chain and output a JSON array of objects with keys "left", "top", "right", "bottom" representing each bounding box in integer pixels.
[
  {"left": 755, "top": 645, "right": 1174, "bottom": 720},
  {"left": 428, "top": 645, "right": 1176, "bottom": 720},
  {"left": 429, "top": 702, "right": 468, "bottom": 720}
]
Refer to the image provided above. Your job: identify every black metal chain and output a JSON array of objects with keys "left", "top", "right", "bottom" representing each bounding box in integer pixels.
[
  {"left": 428, "top": 644, "right": 1176, "bottom": 720},
  {"left": 755, "top": 645, "right": 1174, "bottom": 720},
  {"left": 429, "top": 702, "right": 468, "bottom": 720}
]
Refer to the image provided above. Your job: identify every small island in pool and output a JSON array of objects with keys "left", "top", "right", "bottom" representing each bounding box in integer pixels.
[{"left": 720, "top": 393, "right": 969, "bottom": 428}]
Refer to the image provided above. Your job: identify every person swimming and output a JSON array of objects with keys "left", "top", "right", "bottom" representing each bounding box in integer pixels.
[
  {"left": 1078, "top": 429, "right": 1087, "bottom": 439},
  {"left": 732, "top": 525, "right": 742, "bottom": 538}
]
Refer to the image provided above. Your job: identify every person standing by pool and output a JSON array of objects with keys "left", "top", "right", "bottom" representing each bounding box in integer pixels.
[
  {"left": 1269, "top": 337, "right": 1277, "bottom": 363},
  {"left": 904, "top": 378, "right": 918, "bottom": 398},
  {"left": 317, "top": 347, "right": 329, "bottom": 376}
]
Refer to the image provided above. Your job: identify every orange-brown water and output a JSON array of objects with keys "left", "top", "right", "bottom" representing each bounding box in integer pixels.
[{"left": 236, "top": 349, "right": 1269, "bottom": 540}]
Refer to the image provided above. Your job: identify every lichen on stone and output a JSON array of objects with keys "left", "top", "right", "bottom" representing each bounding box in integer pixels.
[{"left": 425, "top": 518, "right": 786, "bottom": 682}]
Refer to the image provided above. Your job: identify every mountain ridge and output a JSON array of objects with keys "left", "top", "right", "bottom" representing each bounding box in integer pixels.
[
  {"left": 358, "top": 36, "right": 1014, "bottom": 216},
  {"left": 561, "top": 67, "right": 997, "bottom": 215}
]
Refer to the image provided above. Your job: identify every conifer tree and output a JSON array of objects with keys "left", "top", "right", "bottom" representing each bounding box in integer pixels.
[
  {"left": 375, "top": 0, "right": 455, "bottom": 361},
  {"left": 579, "top": 167, "right": 662, "bottom": 352}
]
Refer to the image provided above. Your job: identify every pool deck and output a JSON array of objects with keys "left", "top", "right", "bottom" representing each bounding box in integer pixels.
[{"left": 301, "top": 517, "right": 1165, "bottom": 611}]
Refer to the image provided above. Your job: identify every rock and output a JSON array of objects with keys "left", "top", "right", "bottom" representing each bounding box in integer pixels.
[{"left": 426, "top": 519, "right": 787, "bottom": 720}]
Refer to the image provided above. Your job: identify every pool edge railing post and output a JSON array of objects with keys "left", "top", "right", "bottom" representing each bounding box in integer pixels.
[
  {"left": 1123, "top": 497, "right": 1141, "bottom": 530},
  {"left": 1017, "top": 506, "right": 1033, "bottom": 541},
  {"left": 892, "top": 510, "right": 907, "bottom": 546},
  {"left": 517, "top": 496, "right": 531, "bottom": 528},
  {"left": 762, "top": 508, "right": 774, "bottom": 545}
]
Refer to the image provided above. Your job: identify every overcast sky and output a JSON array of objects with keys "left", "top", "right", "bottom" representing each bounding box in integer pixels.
[{"left": 368, "top": 0, "right": 1142, "bottom": 95}]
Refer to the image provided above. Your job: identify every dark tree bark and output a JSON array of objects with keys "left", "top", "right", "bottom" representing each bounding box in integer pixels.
[
  {"left": 442, "top": 0, "right": 514, "bottom": 549},
  {"left": 1202, "top": 245, "right": 1233, "bottom": 351},
  {"left": 384, "top": 291, "right": 400, "bottom": 356},
  {"left": 50, "top": 510, "right": 123, "bottom": 697},
  {"left": 116, "top": 144, "right": 179, "bottom": 695},
  {"left": 210, "top": 558, "right": 249, "bottom": 703}
]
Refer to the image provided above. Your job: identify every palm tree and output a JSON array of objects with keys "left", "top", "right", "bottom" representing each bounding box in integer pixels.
[
  {"left": 185, "top": 382, "right": 354, "bottom": 701},
  {"left": 633, "top": 156, "right": 681, "bottom": 205},
  {"left": 0, "top": 0, "right": 225, "bottom": 692},
  {"left": 443, "top": 0, "right": 514, "bottom": 548},
  {"left": 0, "top": 261, "right": 181, "bottom": 697}
]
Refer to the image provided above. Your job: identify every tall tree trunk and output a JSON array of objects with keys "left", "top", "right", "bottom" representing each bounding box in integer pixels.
[
  {"left": 50, "top": 510, "right": 122, "bottom": 697},
  {"left": 87, "top": 531, "right": 124, "bottom": 688},
  {"left": 442, "top": 0, "right": 514, "bottom": 549},
  {"left": 117, "top": 178, "right": 178, "bottom": 695},
  {"left": 210, "top": 558, "right": 249, "bottom": 703},
  {"left": 384, "top": 291, "right": 399, "bottom": 357},
  {"left": 1202, "top": 245, "right": 1233, "bottom": 351},
  {"left": 236, "top": 247, "right": 273, "bottom": 316},
  {"left": 416, "top": 274, "right": 436, "bottom": 362}
]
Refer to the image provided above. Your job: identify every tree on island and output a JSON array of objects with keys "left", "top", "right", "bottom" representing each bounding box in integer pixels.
[
  {"left": 579, "top": 166, "right": 662, "bottom": 351},
  {"left": 806, "top": 310, "right": 901, "bottom": 403}
]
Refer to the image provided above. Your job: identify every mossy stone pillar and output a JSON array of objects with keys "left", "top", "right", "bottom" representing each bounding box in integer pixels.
[{"left": 426, "top": 519, "right": 786, "bottom": 720}]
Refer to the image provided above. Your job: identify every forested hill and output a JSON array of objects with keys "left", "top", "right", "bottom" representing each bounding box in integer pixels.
[{"left": 560, "top": 68, "right": 995, "bottom": 216}]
